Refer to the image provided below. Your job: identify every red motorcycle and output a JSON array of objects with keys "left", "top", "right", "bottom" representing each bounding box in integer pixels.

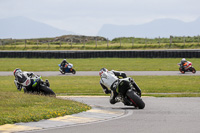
[{"left": 178, "top": 61, "right": 196, "bottom": 74}]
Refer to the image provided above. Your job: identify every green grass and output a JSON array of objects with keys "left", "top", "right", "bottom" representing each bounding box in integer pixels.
[
  {"left": 1, "top": 35, "right": 200, "bottom": 50},
  {"left": 50, "top": 76, "right": 200, "bottom": 96},
  {"left": 0, "top": 76, "right": 92, "bottom": 125},
  {"left": 0, "top": 75, "right": 199, "bottom": 125},
  {"left": 0, "top": 58, "right": 200, "bottom": 71},
  {"left": 1, "top": 76, "right": 200, "bottom": 96},
  {"left": 1, "top": 56, "right": 199, "bottom": 125},
  {"left": 1, "top": 43, "right": 200, "bottom": 50},
  {"left": 0, "top": 92, "right": 91, "bottom": 125}
]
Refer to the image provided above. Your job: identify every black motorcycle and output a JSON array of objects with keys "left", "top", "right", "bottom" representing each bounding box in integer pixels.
[{"left": 115, "top": 78, "right": 145, "bottom": 109}]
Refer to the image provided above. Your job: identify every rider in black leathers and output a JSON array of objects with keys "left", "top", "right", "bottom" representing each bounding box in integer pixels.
[
  {"left": 60, "top": 59, "right": 69, "bottom": 72},
  {"left": 180, "top": 58, "right": 189, "bottom": 71}
]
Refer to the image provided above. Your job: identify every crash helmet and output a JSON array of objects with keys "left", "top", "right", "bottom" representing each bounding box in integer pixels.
[
  {"left": 182, "top": 58, "right": 186, "bottom": 61},
  {"left": 99, "top": 68, "right": 108, "bottom": 78},
  {"left": 13, "top": 68, "right": 22, "bottom": 76}
]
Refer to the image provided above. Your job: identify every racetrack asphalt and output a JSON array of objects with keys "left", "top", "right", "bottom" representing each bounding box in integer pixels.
[{"left": 0, "top": 71, "right": 200, "bottom": 76}]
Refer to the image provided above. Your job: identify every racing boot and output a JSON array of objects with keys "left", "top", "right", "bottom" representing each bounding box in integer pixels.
[
  {"left": 45, "top": 79, "right": 50, "bottom": 87},
  {"left": 110, "top": 91, "right": 119, "bottom": 104}
]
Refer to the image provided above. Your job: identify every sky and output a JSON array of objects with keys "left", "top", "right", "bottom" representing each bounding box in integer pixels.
[{"left": 0, "top": 0, "right": 200, "bottom": 36}]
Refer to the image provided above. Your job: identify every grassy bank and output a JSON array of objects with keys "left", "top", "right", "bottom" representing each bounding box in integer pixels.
[
  {"left": 49, "top": 76, "right": 200, "bottom": 96},
  {"left": 1, "top": 35, "right": 200, "bottom": 50},
  {"left": 0, "top": 58, "right": 200, "bottom": 71},
  {"left": 1, "top": 43, "right": 200, "bottom": 50},
  {"left": 0, "top": 92, "right": 91, "bottom": 125}
]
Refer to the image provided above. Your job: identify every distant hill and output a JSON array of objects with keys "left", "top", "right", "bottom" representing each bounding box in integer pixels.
[
  {"left": 97, "top": 18, "right": 200, "bottom": 40},
  {"left": 0, "top": 16, "right": 74, "bottom": 39}
]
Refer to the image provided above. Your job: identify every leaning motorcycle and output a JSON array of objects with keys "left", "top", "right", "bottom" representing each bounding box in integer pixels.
[
  {"left": 23, "top": 74, "right": 56, "bottom": 96},
  {"left": 58, "top": 63, "right": 76, "bottom": 74},
  {"left": 115, "top": 78, "right": 145, "bottom": 109},
  {"left": 177, "top": 62, "right": 196, "bottom": 74}
]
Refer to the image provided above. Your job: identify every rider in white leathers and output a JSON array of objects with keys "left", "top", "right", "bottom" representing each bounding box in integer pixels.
[
  {"left": 99, "top": 68, "right": 141, "bottom": 104},
  {"left": 14, "top": 68, "right": 34, "bottom": 91},
  {"left": 13, "top": 68, "right": 49, "bottom": 93}
]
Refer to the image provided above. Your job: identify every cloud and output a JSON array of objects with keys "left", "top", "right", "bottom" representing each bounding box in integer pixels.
[{"left": 0, "top": 0, "right": 200, "bottom": 35}]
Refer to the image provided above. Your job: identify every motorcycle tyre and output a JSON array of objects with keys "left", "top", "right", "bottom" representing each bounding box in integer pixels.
[
  {"left": 39, "top": 85, "right": 56, "bottom": 96},
  {"left": 179, "top": 68, "right": 185, "bottom": 74},
  {"left": 191, "top": 67, "right": 196, "bottom": 74},
  {"left": 181, "top": 71, "right": 185, "bottom": 74},
  {"left": 59, "top": 69, "right": 65, "bottom": 74},
  {"left": 72, "top": 69, "right": 76, "bottom": 74},
  {"left": 126, "top": 90, "right": 145, "bottom": 109}
]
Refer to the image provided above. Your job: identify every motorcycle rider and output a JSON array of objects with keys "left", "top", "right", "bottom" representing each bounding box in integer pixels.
[
  {"left": 13, "top": 68, "right": 49, "bottom": 93},
  {"left": 180, "top": 58, "right": 189, "bottom": 71},
  {"left": 99, "top": 68, "right": 141, "bottom": 105},
  {"left": 60, "top": 59, "right": 69, "bottom": 72}
]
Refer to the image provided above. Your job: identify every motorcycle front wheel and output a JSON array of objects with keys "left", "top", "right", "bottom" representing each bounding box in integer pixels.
[
  {"left": 179, "top": 68, "right": 185, "bottom": 74},
  {"left": 39, "top": 85, "right": 56, "bottom": 96},
  {"left": 191, "top": 67, "right": 196, "bottom": 74},
  {"left": 72, "top": 69, "right": 76, "bottom": 74},
  {"left": 126, "top": 90, "right": 145, "bottom": 109},
  {"left": 59, "top": 69, "right": 65, "bottom": 74}
]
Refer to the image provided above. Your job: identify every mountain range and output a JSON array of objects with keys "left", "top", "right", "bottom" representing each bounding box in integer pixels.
[
  {"left": 0, "top": 16, "right": 74, "bottom": 39},
  {"left": 0, "top": 16, "right": 200, "bottom": 40},
  {"left": 97, "top": 18, "right": 200, "bottom": 39}
]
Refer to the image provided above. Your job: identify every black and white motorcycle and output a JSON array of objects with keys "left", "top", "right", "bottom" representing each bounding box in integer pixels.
[
  {"left": 99, "top": 68, "right": 145, "bottom": 109},
  {"left": 14, "top": 72, "right": 56, "bottom": 96},
  {"left": 115, "top": 78, "right": 145, "bottom": 109}
]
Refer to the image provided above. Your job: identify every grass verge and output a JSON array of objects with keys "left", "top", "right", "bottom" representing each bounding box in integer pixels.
[
  {"left": 1, "top": 76, "right": 199, "bottom": 96},
  {"left": 0, "top": 58, "right": 200, "bottom": 71},
  {"left": 0, "top": 92, "right": 91, "bottom": 125},
  {"left": 1, "top": 42, "right": 200, "bottom": 50}
]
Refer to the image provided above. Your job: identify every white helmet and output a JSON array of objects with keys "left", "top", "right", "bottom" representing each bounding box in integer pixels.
[
  {"left": 99, "top": 68, "right": 108, "bottom": 78},
  {"left": 182, "top": 58, "right": 186, "bottom": 61}
]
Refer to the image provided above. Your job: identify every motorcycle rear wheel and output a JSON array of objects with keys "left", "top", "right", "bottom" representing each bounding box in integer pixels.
[{"left": 127, "top": 91, "right": 145, "bottom": 109}]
